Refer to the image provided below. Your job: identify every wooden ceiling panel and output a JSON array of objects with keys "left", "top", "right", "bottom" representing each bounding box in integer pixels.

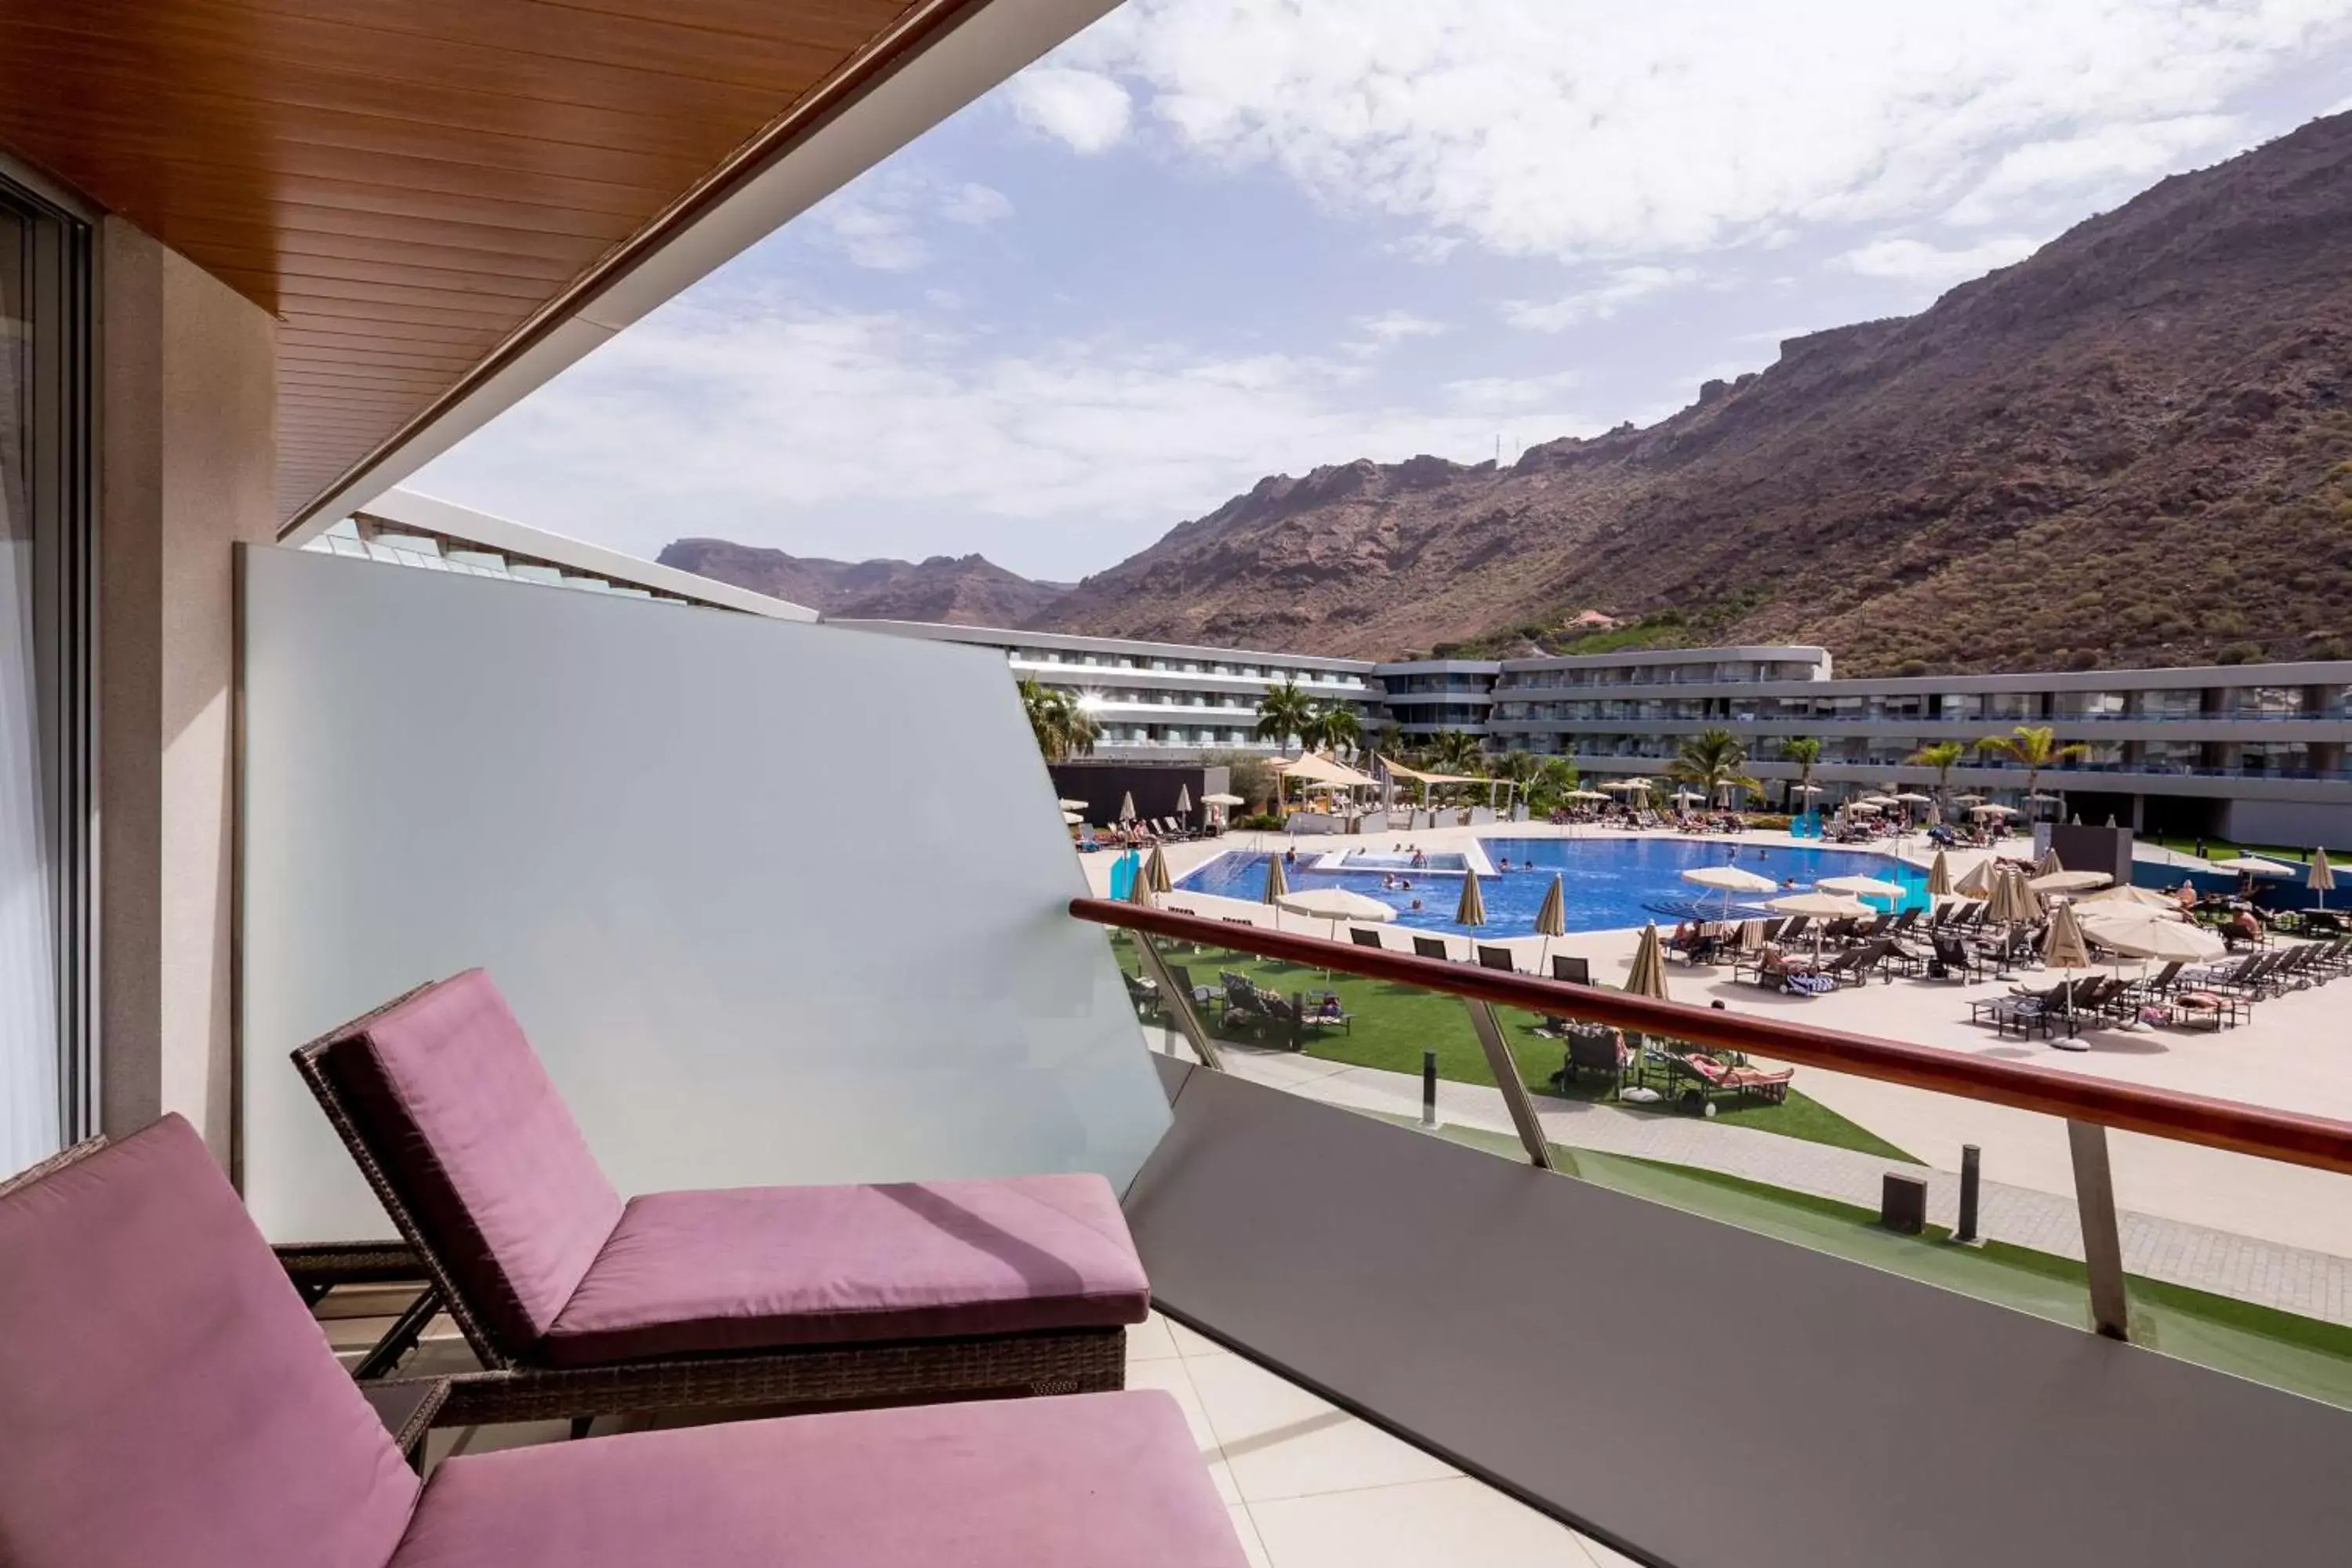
[{"left": 0, "top": 0, "right": 934, "bottom": 521}]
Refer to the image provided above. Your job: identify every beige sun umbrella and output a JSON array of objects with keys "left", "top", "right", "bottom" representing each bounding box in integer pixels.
[
  {"left": 1176, "top": 783, "right": 1194, "bottom": 818},
  {"left": 1126, "top": 856, "right": 1156, "bottom": 906},
  {"left": 2034, "top": 848, "right": 2063, "bottom": 878},
  {"left": 1953, "top": 857, "right": 1995, "bottom": 899},
  {"left": 1623, "top": 922, "right": 1671, "bottom": 1003},
  {"left": 1263, "top": 853, "right": 1288, "bottom": 906},
  {"left": 1277, "top": 887, "right": 1395, "bottom": 942},
  {"left": 1984, "top": 866, "right": 2041, "bottom": 976},
  {"left": 2078, "top": 884, "right": 2183, "bottom": 916},
  {"left": 1769, "top": 890, "right": 1872, "bottom": 962},
  {"left": 1566, "top": 789, "right": 1611, "bottom": 802},
  {"left": 1973, "top": 804, "right": 2018, "bottom": 819},
  {"left": 2075, "top": 906, "right": 2225, "bottom": 963},
  {"left": 2041, "top": 901, "right": 2096, "bottom": 1038},
  {"left": 1118, "top": 791, "right": 1138, "bottom": 824},
  {"left": 1928, "top": 850, "right": 1954, "bottom": 898},
  {"left": 2031, "top": 869, "right": 2112, "bottom": 895},
  {"left": 1455, "top": 866, "right": 1488, "bottom": 929},
  {"left": 1058, "top": 797, "right": 1088, "bottom": 811},
  {"left": 1145, "top": 845, "right": 1174, "bottom": 895},
  {"left": 2311, "top": 848, "right": 2336, "bottom": 909},
  {"left": 1534, "top": 873, "right": 1566, "bottom": 971},
  {"left": 1062, "top": 811, "right": 1083, "bottom": 826},
  {"left": 1203, "top": 792, "right": 1245, "bottom": 806}
]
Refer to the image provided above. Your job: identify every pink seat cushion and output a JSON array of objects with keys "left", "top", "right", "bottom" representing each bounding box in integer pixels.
[
  {"left": 388, "top": 1392, "right": 1246, "bottom": 1568},
  {"left": 543, "top": 1174, "right": 1149, "bottom": 1366},
  {"left": 315, "top": 969, "right": 623, "bottom": 1355},
  {"left": 0, "top": 1116, "right": 419, "bottom": 1568}
]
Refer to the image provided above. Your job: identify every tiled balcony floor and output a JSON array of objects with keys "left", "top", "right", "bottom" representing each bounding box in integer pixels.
[{"left": 325, "top": 1296, "right": 1629, "bottom": 1566}]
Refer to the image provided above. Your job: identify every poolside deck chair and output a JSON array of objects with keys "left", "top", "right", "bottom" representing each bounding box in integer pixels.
[
  {"left": 1928, "top": 933, "right": 1987, "bottom": 982},
  {"left": 1477, "top": 944, "right": 1524, "bottom": 975},
  {"left": 1552, "top": 954, "right": 1592, "bottom": 985},
  {"left": 1412, "top": 935, "right": 1452, "bottom": 961},
  {"left": 296, "top": 971, "right": 1149, "bottom": 1427},
  {"left": 1550, "top": 1022, "right": 1631, "bottom": 1097},
  {"left": 0, "top": 1117, "right": 1245, "bottom": 1568},
  {"left": 1664, "top": 1051, "right": 1794, "bottom": 1112},
  {"left": 1349, "top": 927, "right": 1386, "bottom": 950}
]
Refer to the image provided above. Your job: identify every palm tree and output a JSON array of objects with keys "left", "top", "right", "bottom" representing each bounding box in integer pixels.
[
  {"left": 1907, "top": 740, "right": 1967, "bottom": 814},
  {"left": 1431, "top": 730, "right": 1486, "bottom": 775},
  {"left": 1537, "top": 753, "right": 1581, "bottom": 793},
  {"left": 1780, "top": 735, "right": 1822, "bottom": 814},
  {"left": 1668, "top": 728, "right": 1762, "bottom": 808},
  {"left": 1254, "top": 680, "right": 1315, "bottom": 755},
  {"left": 1976, "top": 724, "right": 2089, "bottom": 820},
  {"left": 1017, "top": 679, "right": 1100, "bottom": 763},
  {"left": 1314, "top": 702, "right": 1363, "bottom": 759}
]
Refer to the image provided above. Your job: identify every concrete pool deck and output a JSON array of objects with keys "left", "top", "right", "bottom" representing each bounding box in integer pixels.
[{"left": 1087, "top": 822, "right": 2352, "bottom": 1271}]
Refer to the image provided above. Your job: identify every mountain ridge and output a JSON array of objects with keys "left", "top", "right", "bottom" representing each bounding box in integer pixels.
[{"left": 654, "top": 538, "right": 1072, "bottom": 626}]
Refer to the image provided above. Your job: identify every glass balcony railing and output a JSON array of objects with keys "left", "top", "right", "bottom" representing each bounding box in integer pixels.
[{"left": 1083, "top": 895, "right": 2352, "bottom": 1415}]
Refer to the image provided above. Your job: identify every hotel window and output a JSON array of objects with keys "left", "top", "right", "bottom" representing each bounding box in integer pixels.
[
  {"left": 2142, "top": 688, "right": 2202, "bottom": 719},
  {"left": 0, "top": 172, "right": 93, "bottom": 1176},
  {"left": 2239, "top": 686, "right": 2301, "bottom": 717},
  {"left": 2142, "top": 740, "right": 2201, "bottom": 771},
  {"left": 2053, "top": 691, "right": 2127, "bottom": 718}
]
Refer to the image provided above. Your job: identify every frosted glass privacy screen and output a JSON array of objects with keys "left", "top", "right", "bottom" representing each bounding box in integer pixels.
[{"left": 239, "top": 545, "right": 1171, "bottom": 1242}]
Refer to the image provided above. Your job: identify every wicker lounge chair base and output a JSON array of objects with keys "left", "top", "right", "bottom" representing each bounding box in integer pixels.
[{"left": 434, "top": 1327, "right": 1127, "bottom": 1426}]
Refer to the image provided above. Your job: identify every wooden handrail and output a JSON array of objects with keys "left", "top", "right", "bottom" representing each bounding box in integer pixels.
[{"left": 1072, "top": 898, "right": 2352, "bottom": 1180}]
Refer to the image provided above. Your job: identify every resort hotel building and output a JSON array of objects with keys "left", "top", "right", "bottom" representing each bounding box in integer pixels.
[{"left": 296, "top": 499, "right": 2352, "bottom": 848}]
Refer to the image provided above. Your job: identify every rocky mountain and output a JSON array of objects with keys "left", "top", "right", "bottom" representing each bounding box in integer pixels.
[
  {"left": 656, "top": 539, "right": 1069, "bottom": 626},
  {"left": 1033, "top": 111, "right": 2352, "bottom": 674}
]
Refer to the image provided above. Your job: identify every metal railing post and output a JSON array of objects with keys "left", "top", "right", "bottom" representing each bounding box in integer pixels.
[
  {"left": 1132, "top": 931, "right": 1224, "bottom": 1073},
  {"left": 1464, "top": 1000, "right": 1555, "bottom": 1171},
  {"left": 2066, "top": 1120, "right": 2130, "bottom": 1340}
]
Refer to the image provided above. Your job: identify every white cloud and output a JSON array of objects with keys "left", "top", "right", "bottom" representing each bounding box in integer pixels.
[
  {"left": 1007, "top": 67, "right": 1134, "bottom": 153},
  {"left": 416, "top": 288, "right": 1599, "bottom": 575},
  {"left": 941, "top": 182, "right": 1014, "bottom": 225},
  {"left": 1343, "top": 310, "right": 1449, "bottom": 354},
  {"left": 1501, "top": 265, "right": 1700, "bottom": 332},
  {"left": 1046, "top": 0, "right": 2352, "bottom": 260},
  {"left": 1838, "top": 234, "right": 2042, "bottom": 286},
  {"left": 805, "top": 174, "right": 1014, "bottom": 271}
]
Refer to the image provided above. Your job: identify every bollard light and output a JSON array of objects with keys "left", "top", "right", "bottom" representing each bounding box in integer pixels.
[
  {"left": 1422, "top": 1048, "right": 1439, "bottom": 1129},
  {"left": 1958, "top": 1144, "right": 1982, "bottom": 1243}
]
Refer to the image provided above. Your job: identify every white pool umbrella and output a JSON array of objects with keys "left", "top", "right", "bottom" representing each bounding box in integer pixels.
[
  {"left": 1058, "top": 797, "right": 1088, "bottom": 811},
  {"left": 2074, "top": 906, "right": 2225, "bottom": 963},
  {"left": 2211, "top": 856, "right": 2295, "bottom": 878},
  {"left": 1177, "top": 783, "right": 1194, "bottom": 815},
  {"left": 1203, "top": 792, "right": 1245, "bottom": 807},
  {"left": 1062, "top": 811, "right": 1083, "bottom": 826},
  {"left": 1893, "top": 792, "right": 1934, "bottom": 805},
  {"left": 1118, "top": 792, "right": 1138, "bottom": 823},
  {"left": 1682, "top": 863, "right": 1777, "bottom": 918},
  {"left": 1818, "top": 874, "right": 1905, "bottom": 901}
]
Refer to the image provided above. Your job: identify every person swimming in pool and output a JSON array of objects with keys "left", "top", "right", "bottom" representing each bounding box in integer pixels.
[{"left": 1410, "top": 898, "right": 1423, "bottom": 910}]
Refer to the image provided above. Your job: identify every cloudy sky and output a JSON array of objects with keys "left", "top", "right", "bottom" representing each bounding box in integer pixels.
[{"left": 412, "top": 0, "right": 2352, "bottom": 580}]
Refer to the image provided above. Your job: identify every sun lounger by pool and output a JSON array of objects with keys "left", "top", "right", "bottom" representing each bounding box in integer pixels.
[
  {"left": 296, "top": 971, "right": 1149, "bottom": 1427},
  {"left": 0, "top": 1116, "right": 1246, "bottom": 1568}
]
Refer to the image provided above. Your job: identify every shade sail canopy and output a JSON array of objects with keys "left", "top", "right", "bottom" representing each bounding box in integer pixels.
[
  {"left": 1623, "top": 924, "right": 1671, "bottom": 1002},
  {"left": 1683, "top": 866, "right": 1779, "bottom": 894},
  {"left": 1817, "top": 874, "right": 1906, "bottom": 899},
  {"left": 1455, "top": 867, "right": 1488, "bottom": 927},
  {"left": 2031, "top": 869, "right": 2114, "bottom": 894},
  {"left": 1381, "top": 759, "right": 1487, "bottom": 786},
  {"left": 1278, "top": 889, "right": 1395, "bottom": 923},
  {"left": 1768, "top": 891, "right": 1873, "bottom": 919},
  {"left": 1276, "top": 751, "right": 1382, "bottom": 789},
  {"left": 2076, "top": 908, "right": 2227, "bottom": 962}
]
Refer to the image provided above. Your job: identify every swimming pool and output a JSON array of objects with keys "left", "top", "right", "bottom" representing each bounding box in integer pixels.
[{"left": 1173, "top": 836, "right": 1927, "bottom": 935}]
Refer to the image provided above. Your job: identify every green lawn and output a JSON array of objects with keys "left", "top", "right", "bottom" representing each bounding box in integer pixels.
[
  {"left": 2144, "top": 833, "right": 2343, "bottom": 862},
  {"left": 1387, "top": 1115, "right": 2352, "bottom": 1411},
  {"left": 1116, "top": 938, "right": 1918, "bottom": 1163}
]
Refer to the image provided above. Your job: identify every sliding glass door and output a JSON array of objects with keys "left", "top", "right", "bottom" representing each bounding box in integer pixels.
[{"left": 0, "top": 172, "right": 91, "bottom": 1178}]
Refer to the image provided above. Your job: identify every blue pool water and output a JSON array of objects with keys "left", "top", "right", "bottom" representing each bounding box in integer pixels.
[{"left": 1174, "top": 837, "right": 1927, "bottom": 936}]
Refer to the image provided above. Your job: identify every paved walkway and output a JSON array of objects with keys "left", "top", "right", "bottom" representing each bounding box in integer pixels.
[{"left": 1206, "top": 1044, "right": 2352, "bottom": 1327}]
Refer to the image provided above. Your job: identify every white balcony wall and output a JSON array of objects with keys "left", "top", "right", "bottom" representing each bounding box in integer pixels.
[{"left": 239, "top": 545, "right": 1169, "bottom": 1242}]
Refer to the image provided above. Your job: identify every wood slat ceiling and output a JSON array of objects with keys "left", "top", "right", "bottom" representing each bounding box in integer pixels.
[{"left": 0, "top": 0, "right": 933, "bottom": 523}]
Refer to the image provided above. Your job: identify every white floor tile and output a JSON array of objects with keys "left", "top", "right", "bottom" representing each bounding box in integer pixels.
[
  {"left": 1125, "top": 1354, "right": 1240, "bottom": 1504},
  {"left": 1167, "top": 1316, "right": 1235, "bottom": 1359},
  {"left": 1248, "top": 1476, "right": 1603, "bottom": 1568},
  {"left": 1127, "top": 1311, "right": 1182, "bottom": 1363},
  {"left": 1185, "top": 1353, "right": 1455, "bottom": 1503},
  {"left": 1229, "top": 1504, "right": 1274, "bottom": 1567}
]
